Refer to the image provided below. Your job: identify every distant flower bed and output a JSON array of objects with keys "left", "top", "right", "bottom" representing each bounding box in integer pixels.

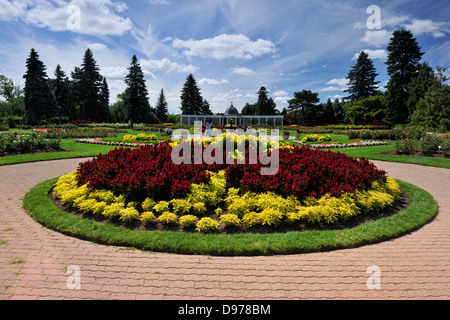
[
  {"left": 52, "top": 138, "right": 402, "bottom": 233},
  {"left": 0, "top": 132, "right": 61, "bottom": 156}
]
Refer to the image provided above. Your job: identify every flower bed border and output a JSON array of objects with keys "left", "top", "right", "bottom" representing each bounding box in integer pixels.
[
  {"left": 76, "top": 138, "right": 156, "bottom": 148},
  {"left": 293, "top": 140, "right": 388, "bottom": 149},
  {"left": 23, "top": 178, "right": 437, "bottom": 256}
]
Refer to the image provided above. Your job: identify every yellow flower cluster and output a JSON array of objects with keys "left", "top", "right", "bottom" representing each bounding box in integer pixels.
[
  {"left": 53, "top": 170, "right": 402, "bottom": 233},
  {"left": 123, "top": 133, "right": 158, "bottom": 142}
]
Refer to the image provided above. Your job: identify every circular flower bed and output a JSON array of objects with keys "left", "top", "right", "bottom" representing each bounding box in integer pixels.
[{"left": 52, "top": 135, "right": 402, "bottom": 234}]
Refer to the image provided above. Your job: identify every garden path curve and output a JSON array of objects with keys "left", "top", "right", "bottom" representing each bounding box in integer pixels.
[{"left": 0, "top": 158, "right": 449, "bottom": 300}]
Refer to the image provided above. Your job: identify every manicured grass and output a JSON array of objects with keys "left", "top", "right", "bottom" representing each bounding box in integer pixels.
[
  {"left": 0, "top": 139, "right": 120, "bottom": 166},
  {"left": 23, "top": 179, "right": 437, "bottom": 256}
]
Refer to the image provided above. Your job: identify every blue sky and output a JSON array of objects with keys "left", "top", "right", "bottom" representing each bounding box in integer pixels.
[{"left": 0, "top": 0, "right": 449, "bottom": 115}]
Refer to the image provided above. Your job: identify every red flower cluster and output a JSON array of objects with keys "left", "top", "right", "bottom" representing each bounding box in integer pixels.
[
  {"left": 77, "top": 143, "right": 386, "bottom": 202},
  {"left": 227, "top": 146, "right": 386, "bottom": 199},
  {"left": 77, "top": 143, "right": 216, "bottom": 201}
]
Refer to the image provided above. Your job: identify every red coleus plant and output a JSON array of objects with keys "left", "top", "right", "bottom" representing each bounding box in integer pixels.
[{"left": 77, "top": 142, "right": 386, "bottom": 202}]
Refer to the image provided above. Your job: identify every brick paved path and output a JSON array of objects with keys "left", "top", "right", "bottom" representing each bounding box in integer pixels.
[{"left": 0, "top": 158, "right": 449, "bottom": 300}]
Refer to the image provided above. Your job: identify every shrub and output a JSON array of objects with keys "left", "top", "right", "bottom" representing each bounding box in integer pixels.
[
  {"left": 196, "top": 217, "right": 219, "bottom": 233},
  {"left": 153, "top": 201, "right": 170, "bottom": 213},
  {"left": 220, "top": 214, "right": 241, "bottom": 227},
  {"left": 158, "top": 212, "right": 178, "bottom": 224},
  {"left": 102, "top": 203, "right": 125, "bottom": 219},
  {"left": 179, "top": 215, "right": 198, "bottom": 229},
  {"left": 141, "top": 211, "right": 157, "bottom": 223},
  {"left": 242, "top": 212, "right": 262, "bottom": 228},
  {"left": 119, "top": 207, "right": 140, "bottom": 223},
  {"left": 394, "top": 139, "right": 418, "bottom": 154},
  {"left": 170, "top": 199, "right": 192, "bottom": 215},
  {"left": 260, "top": 208, "right": 284, "bottom": 227},
  {"left": 421, "top": 135, "right": 441, "bottom": 155},
  {"left": 142, "top": 198, "right": 157, "bottom": 212}
]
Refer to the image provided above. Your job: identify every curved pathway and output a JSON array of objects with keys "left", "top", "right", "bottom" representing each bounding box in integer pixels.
[{"left": 0, "top": 158, "right": 449, "bottom": 300}]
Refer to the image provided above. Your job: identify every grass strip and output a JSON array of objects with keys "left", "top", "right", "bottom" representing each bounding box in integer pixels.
[{"left": 23, "top": 179, "right": 438, "bottom": 256}]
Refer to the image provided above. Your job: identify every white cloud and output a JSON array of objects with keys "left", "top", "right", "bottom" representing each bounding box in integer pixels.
[
  {"left": 273, "top": 90, "right": 288, "bottom": 97},
  {"left": 0, "top": 0, "right": 28, "bottom": 21},
  {"left": 141, "top": 58, "right": 198, "bottom": 73},
  {"left": 361, "top": 30, "right": 392, "bottom": 48},
  {"left": 0, "top": 0, "right": 133, "bottom": 36},
  {"left": 88, "top": 43, "right": 108, "bottom": 50},
  {"left": 326, "top": 78, "right": 348, "bottom": 87},
  {"left": 172, "top": 34, "right": 276, "bottom": 60},
  {"left": 404, "top": 19, "right": 450, "bottom": 38},
  {"left": 199, "top": 78, "right": 229, "bottom": 86},
  {"left": 231, "top": 67, "right": 255, "bottom": 76},
  {"left": 101, "top": 66, "right": 128, "bottom": 79},
  {"left": 352, "top": 49, "right": 388, "bottom": 61},
  {"left": 321, "top": 86, "right": 340, "bottom": 92}
]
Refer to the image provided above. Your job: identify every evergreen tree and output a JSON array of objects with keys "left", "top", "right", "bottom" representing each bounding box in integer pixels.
[
  {"left": 406, "top": 63, "right": 444, "bottom": 118},
  {"left": 332, "top": 98, "right": 346, "bottom": 123},
  {"left": 99, "top": 77, "right": 110, "bottom": 123},
  {"left": 287, "top": 90, "right": 321, "bottom": 126},
  {"left": 201, "top": 99, "right": 213, "bottom": 115},
  {"left": 71, "top": 49, "right": 105, "bottom": 122},
  {"left": 155, "top": 88, "right": 168, "bottom": 122},
  {"left": 385, "top": 30, "right": 424, "bottom": 124},
  {"left": 180, "top": 74, "right": 203, "bottom": 115},
  {"left": 256, "top": 86, "right": 277, "bottom": 115},
  {"left": 50, "top": 64, "right": 73, "bottom": 119},
  {"left": 23, "top": 48, "right": 59, "bottom": 125},
  {"left": 241, "top": 103, "right": 257, "bottom": 115},
  {"left": 344, "top": 51, "right": 379, "bottom": 102},
  {"left": 323, "top": 99, "right": 336, "bottom": 125},
  {"left": 124, "top": 55, "right": 153, "bottom": 124}
]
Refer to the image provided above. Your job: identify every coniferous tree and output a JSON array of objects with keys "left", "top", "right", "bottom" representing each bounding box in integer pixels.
[
  {"left": 344, "top": 51, "right": 379, "bottom": 102},
  {"left": 99, "top": 77, "right": 110, "bottom": 123},
  {"left": 124, "top": 55, "right": 153, "bottom": 124},
  {"left": 180, "top": 74, "right": 203, "bottom": 115},
  {"left": 256, "top": 86, "right": 277, "bottom": 115},
  {"left": 287, "top": 90, "right": 321, "bottom": 126},
  {"left": 323, "top": 99, "right": 336, "bottom": 125},
  {"left": 50, "top": 64, "right": 73, "bottom": 120},
  {"left": 385, "top": 29, "right": 424, "bottom": 124},
  {"left": 201, "top": 99, "right": 213, "bottom": 115},
  {"left": 71, "top": 49, "right": 105, "bottom": 122},
  {"left": 332, "top": 98, "right": 346, "bottom": 124},
  {"left": 155, "top": 88, "right": 168, "bottom": 122},
  {"left": 23, "top": 48, "right": 59, "bottom": 125}
]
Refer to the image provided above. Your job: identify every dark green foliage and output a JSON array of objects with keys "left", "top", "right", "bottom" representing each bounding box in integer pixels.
[
  {"left": 201, "top": 99, "right": 213, "bottom": 115},
  {"left": 344, "top": 51, "right": 379, "bottom": 102},
  {"left": 124, "top": 55, "right": 155, "bottom": 124},
  {"left": 155, "top": 89, "right": 168, "bottom": 122},
  {"left": 412, "top": 85, "right": 450, "bottom": 131},
  {"left": 323, "top": 99, "right": 336, "bottom": 125},
  {"left": 71, "top": 49, "right": 108, "bottom": 123},
  {"left": 385, "top": 30, "right": 424, "bottom": 124},
  {"left": 50, "top": 65, "right": 75, "bottom": 120},
  {"left": 23, "top": 49, "right": 59, "bottom": 125},
  {"left": 256, "top": 86, "right": 277, "bottom": 115},
  {"left": 287, "top": 90, "right": 321, "bottom": 126},
  {"left": 180, "top": 74, "right": 203, "bottom": 115}
]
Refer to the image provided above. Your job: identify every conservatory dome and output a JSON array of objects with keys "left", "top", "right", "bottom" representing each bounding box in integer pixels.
[{"left": 224, "top": 103, "right": 240, "bottom": 116}]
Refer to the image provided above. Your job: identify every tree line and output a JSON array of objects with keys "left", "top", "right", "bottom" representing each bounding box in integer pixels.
[
  {"left": 286, "top": 29, "right": 449, "bottom": 130},
  {"left": 1, "top": 29, "right": 448, "bottom": 130}
]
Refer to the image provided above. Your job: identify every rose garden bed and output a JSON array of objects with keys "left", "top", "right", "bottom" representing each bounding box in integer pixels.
[{"left": 23, "top": 135, "right": 439, "bottom": 255}]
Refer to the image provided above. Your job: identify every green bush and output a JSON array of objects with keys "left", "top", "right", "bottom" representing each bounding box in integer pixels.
[
  {"left": 421, "top": 135, "right": 441, "bottom": 155},
  {"left": 394, "top": 139, "right": 419, "bottom": 154}
]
